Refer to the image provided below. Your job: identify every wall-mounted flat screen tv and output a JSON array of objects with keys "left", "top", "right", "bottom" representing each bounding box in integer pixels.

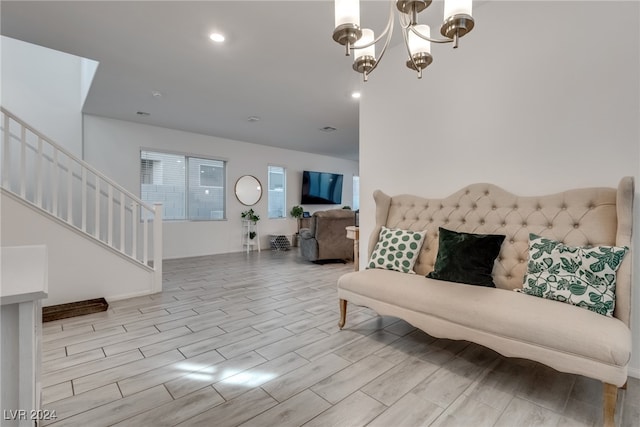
[{"left": 301, "top": 170, "right": 343, "bottom": 204}]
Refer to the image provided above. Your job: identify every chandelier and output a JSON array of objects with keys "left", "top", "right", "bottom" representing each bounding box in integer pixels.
[{"left": 332, "top": 0, "right": 474, "bottom": 81}]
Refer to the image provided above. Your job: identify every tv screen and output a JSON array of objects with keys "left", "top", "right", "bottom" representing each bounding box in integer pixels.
[{"left": 301, "top": 171, "right": 343, "bottom": 204}]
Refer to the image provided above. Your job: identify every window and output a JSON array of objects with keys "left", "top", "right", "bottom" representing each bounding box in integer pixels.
[
  {"left": 268, "top": 165, "right": 286, "bottom": 218},
  {"left": 140, "top": 150, "right": 226, "bottom": 221},
  {"left": 353, "top": 175, "right": 360, "bottom": 211}
]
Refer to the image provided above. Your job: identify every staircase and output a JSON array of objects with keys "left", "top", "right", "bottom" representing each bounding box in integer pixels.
[{"left": 0, "top": 107, "right": 163, "bottom": 301}]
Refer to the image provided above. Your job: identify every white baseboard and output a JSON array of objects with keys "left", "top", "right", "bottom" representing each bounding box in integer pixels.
[
  {"left": 106, "top": 289, "right": 156, "bottom": 303},
  {"left": 628, "top": 366, "right": 640, "bottom": 380}
]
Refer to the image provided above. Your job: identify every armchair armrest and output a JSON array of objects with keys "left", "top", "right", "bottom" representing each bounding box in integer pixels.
[{"left": 299, "top": 228, "right": 314, "bottom": 239}]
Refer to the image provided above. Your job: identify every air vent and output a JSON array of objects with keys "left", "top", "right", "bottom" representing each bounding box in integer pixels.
[
  {"left": 320, "top": 126, "right": 337, "bottom": 132},
  {"left": 136, "top": 111, "right": 150, "bottom": 116}
]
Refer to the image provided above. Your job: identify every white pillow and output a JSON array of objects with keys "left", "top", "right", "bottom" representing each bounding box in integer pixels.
[
  {"left": 367, "top": 226, "right": 426, "bottom": 274},
  {"left": 521, "top": 234, "right": 628, "bottom": 317}
]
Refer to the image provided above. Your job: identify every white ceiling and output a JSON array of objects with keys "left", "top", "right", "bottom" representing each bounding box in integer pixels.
[{"left": 1, "top": 1, "right": 475, "bottom": 161}]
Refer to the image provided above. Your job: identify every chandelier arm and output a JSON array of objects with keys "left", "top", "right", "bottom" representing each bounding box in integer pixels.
[
  {"left": 364, "top": 12, "right": 394, "bottom": 77},
  {"left": 350, "top": 0, "right": 395, "bottom": 51},
  {"left": 402, "top": 24, "right": 421, "bottom": 73},
  {"left": 407, "top": 24, "right": 454, "bottom": 44}
]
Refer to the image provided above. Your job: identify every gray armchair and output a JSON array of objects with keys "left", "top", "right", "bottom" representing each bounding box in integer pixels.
[{"left": 299, "top": 209, "right": 355, "bottom": 262}]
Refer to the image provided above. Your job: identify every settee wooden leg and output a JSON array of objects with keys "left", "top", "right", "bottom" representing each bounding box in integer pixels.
[
  {"left": 338, "top": 299, "right": 347, "bottom": 329},
  {"left": 603, "top": 382, "right": 618, "bottom": 427},
  {"left": 621, "top": 381, "right": 628, "bottom": 390}
]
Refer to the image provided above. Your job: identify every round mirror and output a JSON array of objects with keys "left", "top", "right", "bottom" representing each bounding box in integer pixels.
[{"left": 235, "top": 175, "right": 262, "bottom": 206}]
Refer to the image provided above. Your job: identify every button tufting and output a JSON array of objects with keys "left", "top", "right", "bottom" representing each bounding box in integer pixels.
[
  {"left": 507, "top": 274, "right": 513, "bottom": 279},
  {"left": 492, "top": 206, "right": 497, "bottom": 210},
  {"left": 548, "top": 224, "right": 553, "bottom": 229},
  {"left": 484, "top": 191, "right": 490, "bottom": 196},
  {"left": 455, "top": 204, "right": 460, "bottom": 209},
  {"left": 472, "top": 204, "right": 477, "bottom": 209},
  {"left": 574, "top": 223, "right": 579, "bottom": 228},
  {"left": 519, "top": 259, "right": 525, "bottom": 263},
  {"left": 562, "top": 205, "right": 567, "bottom": 210},
  {"left": 536, "top": 206, "right": 541, "bottom": 211},
  {"left": 509, "top": 239, "right": 515, "bottom": 244},
  {"left": 501, "top": 222, "right": 506, "bottom": 227},
  {"left": 522, "top": 222, "right": 527, "bottom": 227},
  {"left": 480, "top": 220, "right": 485, "bottom": 225},
  {"left": 465, "top": 190, "right": 470, "bottom": 195}
]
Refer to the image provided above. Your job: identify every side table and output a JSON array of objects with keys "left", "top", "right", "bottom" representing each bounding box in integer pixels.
[{"left": 345, "top": 226, "right": 359, "bottom": 271}]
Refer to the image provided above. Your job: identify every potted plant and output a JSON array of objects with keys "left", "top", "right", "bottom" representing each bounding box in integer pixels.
[
  {"left": 290, "top": 205, "right": 304, "bottom": 247},
  {"left": 241, "top": 208, "right": 260, "bottom": 223},
  {"left": 241, "top": 209, "right": 260, "bottom": 242}
]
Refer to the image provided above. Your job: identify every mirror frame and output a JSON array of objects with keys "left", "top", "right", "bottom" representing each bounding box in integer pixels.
[{"left": 235, "top": 175, "right": 263, "bottom": 206}]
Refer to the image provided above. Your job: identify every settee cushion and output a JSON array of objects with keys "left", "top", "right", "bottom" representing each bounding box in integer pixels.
[
  {"left": 367, "top": 226, "right": 426, "bottom": 274},
  {"left": 338, "top": 269, "right": 631, "bottom": 367},
  {"left": 522, "top": 233, "right": 628, "bottom": 317},
  {"left": 427, "top": 228, "right": 505, "bottom": 287}
]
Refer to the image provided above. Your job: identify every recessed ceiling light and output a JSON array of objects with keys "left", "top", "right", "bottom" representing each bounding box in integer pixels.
[
  {"left": 209, "top": 33, "right": 225, "bottom": 43},
  {"left": 152, "top": 90, "right": 162, "bottom": 98},
  {"left": 247, "top": 116, "right": 261, "bottom": 122},
  {"left": 351, "top": 92, "right": 361, "bottom": 99}
]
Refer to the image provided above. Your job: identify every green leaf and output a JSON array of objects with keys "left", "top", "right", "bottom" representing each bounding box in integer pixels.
[
  {"left": 531, "top": 239, "right": 557, "bottom": 259},
  {"left": 560, "top": 258, "right": 580, "bottom": 274},
  {"left": 568, "top": 283, "right": 587, "bottom": 296},
  {"left": 589, "top": 292, "right": 602, "bottom": 303},
  {"left": 588, "top": 247, "right": 627, "bottom": 272}
]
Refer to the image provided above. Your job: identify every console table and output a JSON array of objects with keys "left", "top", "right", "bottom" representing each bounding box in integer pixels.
[
  {"left": 1, "top": 245, "right": 48, "bottom": 427},
  {"left": 345, "top": 226, "right": 359, "bottom": 271}
]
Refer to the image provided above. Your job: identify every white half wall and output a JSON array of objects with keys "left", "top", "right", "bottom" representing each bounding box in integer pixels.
[
  {"left": 83, "top": 115, "right": 359, "bottom": 259},
  {"left": 1, "top": 191, "right": 154, "bottom": 306},
  {"left": 359, "top": 2, "right": 640, "bottom": 375}
]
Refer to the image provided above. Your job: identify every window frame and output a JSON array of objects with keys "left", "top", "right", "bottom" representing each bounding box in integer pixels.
[
  {"left": 267, "top": 165, "right": 287, "bottom": 219},
  {"left": 140, "top": 149, "right": 228, "bottom": 221}
]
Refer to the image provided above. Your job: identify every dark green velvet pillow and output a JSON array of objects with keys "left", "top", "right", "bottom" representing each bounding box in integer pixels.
[{"left": 427, "top": 227, "right": 505, "bottom": 287}]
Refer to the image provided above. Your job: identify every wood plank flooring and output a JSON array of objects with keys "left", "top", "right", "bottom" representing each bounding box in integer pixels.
[{"left": 40, "top": 250, "right": 640, "bottom": 426}]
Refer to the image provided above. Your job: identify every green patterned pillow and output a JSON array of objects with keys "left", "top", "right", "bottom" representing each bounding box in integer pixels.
[
  {"left": 521, "top": 233, "right": 628, "bottom": 317},
  {"left": 367, "top": 226, "right": 426, "bottom": 274}
]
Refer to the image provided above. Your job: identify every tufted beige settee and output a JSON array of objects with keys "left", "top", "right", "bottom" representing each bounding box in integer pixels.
[{"left": 337, "top": 177, "right": 634, "bottom": 427}]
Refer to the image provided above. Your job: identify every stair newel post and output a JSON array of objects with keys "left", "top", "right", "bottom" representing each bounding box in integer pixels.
[
  {"left": 107, "top": 185, "right": 114, "bottom": 245},
  {"left": 66, "top": 155, "right": 73, "bottom": 225},
  {"left": 2, "top": 112, "right": 9, "bottom": 188},
  {"left": 81, "top": 167, "right": 87, "bottom": 233},
  {"left": 143, "top": 212, "right": 148, "bottom": 265},
  {"left": 119, "top": 191, "right": 126, "bottom": 252},
  {"left": 153, "top": 203, "right": 163, "bottom": 293},
  {"left": 94, "top": 174, "right": 101, "bottom": 239},
  {"left": 20, "top": 125, "right": 26, "bottom": 198},
  {"left": 131, "top": 201, "right": 138, "bottom": 260},
  {"left": 36, "top": 137, "right": 43, "bottom": 208},
  {"left": 52, "top": 149, "right": 59, "bottom": 216}
]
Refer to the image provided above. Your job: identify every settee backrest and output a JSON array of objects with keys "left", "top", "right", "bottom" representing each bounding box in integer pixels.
[{"left": 369, "top": 177, "right": 634, "bottom": 326}]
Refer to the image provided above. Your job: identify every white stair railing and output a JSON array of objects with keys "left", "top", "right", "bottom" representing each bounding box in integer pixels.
[{"left": 0, "top": 107, "right": 163, "bottom": 291}]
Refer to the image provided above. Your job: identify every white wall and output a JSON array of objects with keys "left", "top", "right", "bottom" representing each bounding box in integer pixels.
[
  {"left": 1, "top": 36, "right": 98, "bottom": 157},
  {"left": 83, "top": 115, "right": 359, "bottom": 259},
  {"left": 359, "top": 2, "right": 640, "bottom": 376},
  {"left": 1, "top": 192, "right": 155, "bottom": 306}
]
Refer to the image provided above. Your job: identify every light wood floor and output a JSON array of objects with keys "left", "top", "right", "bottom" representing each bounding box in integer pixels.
[{"left": 40, "top": 250, "right": 639, "bottom": 427}]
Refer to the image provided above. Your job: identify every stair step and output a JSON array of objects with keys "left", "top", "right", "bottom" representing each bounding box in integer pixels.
[{"left": 43, "top": 298, "right": 109, "bottom": 322}]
